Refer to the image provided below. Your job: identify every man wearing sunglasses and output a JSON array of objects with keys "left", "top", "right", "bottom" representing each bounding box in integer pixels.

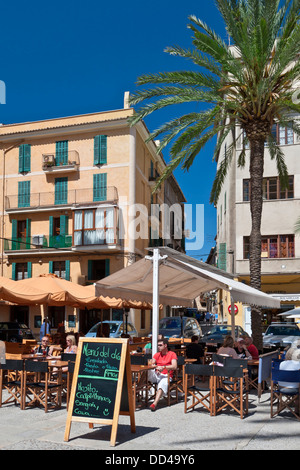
[{"left": 148, "top": 338, "right": 177, "bottom": 411}]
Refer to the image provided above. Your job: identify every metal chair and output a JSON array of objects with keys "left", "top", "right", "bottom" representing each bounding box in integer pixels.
[
  {"left": 183, "top": 363, "right": 214, "bottom": 414},
  {"left": 270, "top": 365, "right": 300, "bottom": 420}
]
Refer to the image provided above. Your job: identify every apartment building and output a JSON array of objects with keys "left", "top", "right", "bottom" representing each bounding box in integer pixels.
[
  {"left": 0, "top": 93, "right": 186, "bottom": 337},
  {"left": 215, "top": 117, "right": 300, "bottom": 328}
]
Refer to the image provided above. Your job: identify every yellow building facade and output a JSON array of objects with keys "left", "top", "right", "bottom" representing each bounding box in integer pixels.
[{"left": 0, "top": 96, "right": 185, "bottom": 338}]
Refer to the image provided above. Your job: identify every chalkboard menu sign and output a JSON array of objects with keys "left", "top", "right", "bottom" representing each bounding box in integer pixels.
[{"left": 64, "top": 337, "right": 135, "bottom": 446}]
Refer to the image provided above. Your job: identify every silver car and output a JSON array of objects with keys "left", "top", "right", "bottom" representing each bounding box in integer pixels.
[{"left": 263, "top": 323, "right": 300, "bottom": 349}]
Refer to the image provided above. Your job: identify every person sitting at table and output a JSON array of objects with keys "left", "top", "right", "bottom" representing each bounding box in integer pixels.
[
  {"left": 186, "top": 335, "right": 205, "bottom": 364},
  {"left": 143, "top": 334, "right": 164, "bottom": 354},
  {"left": 217, "top": 335, "right": 239, "bottom": 358},
  {"left": 244, "top": 336, "right": 259, "bottom": 360},
  {"left": 34, "top": 336, "right": 51, "bottom": 355},
  {"left": 234, "top": 337, "right": 252, "bottom": 359},
  {"left": 147, "top": 338, "right": 177, "bottom": 412},
  {"left": 64, "top": 335, "right": 78, "bottom": 354}
]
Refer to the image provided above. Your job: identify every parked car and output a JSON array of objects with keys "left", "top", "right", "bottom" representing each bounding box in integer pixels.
[
  {"left": 158, "top": 316, "right": 202, "bottom": 339},
  {"left": 263, "top": 323, "right": 300, "bottom": 349},
  {"left": 200, "top": 324, "right": 249, "bottom": 345},
  {"left": 85, "top": 320, "right": 138, "bottom": 338},
  {"left": 0, "top": 321, "right": 35, "bottom": 343}
]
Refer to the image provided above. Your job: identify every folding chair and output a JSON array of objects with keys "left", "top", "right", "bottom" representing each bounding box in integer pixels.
[
  {"left": 23, "top": 360, "right": 63, "bottom": 412},
  {"left": 270, "top": 366, "right": 300, "bottom": 420},
  {"left": 214, "top": 365, "right": 249, "bottom": 419},
  {"left": 184, "top": 363, "right": 214, "bottom": 414},
  {"left": 166, "top": 356, "right": 185, "bottom": 406},
  {"left": 61, "top": 353, "right": 77, "bottom": 363},
  {"left": 0, "top": 360, "right": 24, "bottom": 408},
  {"left": 66, "top": 360, "right": 75, "bottom": 410},
  {"left": 131, "top": 355, "right": 152, "bottom": 408}
]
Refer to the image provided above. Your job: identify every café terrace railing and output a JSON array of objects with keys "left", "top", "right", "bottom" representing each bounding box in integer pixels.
[{"left": 5, "top": 186, "right": 119, "bottom": 211}]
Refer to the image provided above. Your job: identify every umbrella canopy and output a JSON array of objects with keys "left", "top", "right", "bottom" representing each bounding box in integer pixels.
[
  {"left": 95, "top": 247, "right": 281, "bottom": 309},
  {"left": 17, "top": 274, "right": 109, "bottom": 308},
  {"left": 0, "top": 275, "right": 50, "bottom": 305},
  {"left": 83, "top": 284, "right": 157, "bottom": 310},
  {"left": 278, "top": 307, "right": 300, "bottom": 317}
]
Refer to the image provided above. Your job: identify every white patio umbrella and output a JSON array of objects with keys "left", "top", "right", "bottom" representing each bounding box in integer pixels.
[{"left": 277, "top": 307, "right": 300, "bottom": 317}]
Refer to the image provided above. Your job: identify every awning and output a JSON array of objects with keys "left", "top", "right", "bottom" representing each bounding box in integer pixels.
[
  {"left": 271, "top": 293, "right": 300, "bottom": 302},
  {"left": 95, "top": 247, "right": 280, "bottom": 309}
]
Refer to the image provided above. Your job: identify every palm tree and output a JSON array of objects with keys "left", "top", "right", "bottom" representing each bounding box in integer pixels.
[{"left": 129, "top": 0, "right": 300, "bottom": 350}]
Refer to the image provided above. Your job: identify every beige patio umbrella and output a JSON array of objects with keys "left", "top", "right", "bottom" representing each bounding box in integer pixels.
[
  {"left": 17, "top": 274, "right": 110, "bottom": 309},
  {"left": 82, "top": 284, "right": 158, "bottom": 310},
  {"left": 0, "top": 275, "right": 50, "bottom": 305}
]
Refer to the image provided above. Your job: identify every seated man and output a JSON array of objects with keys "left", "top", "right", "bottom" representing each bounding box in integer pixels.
[
  {"left": 186, "top": 335, "right": 205, "bottom": 364},
  {"left": 148, "top": 338, "right": 177, "bottom": 411}
]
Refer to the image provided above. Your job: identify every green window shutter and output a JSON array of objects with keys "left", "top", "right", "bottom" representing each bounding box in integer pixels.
[
  {"left": 55, "top": 177, "right": 68, "bottom": 205},
  {"left": 60, "top": 215, "right": 68, "bottom": 236},
  {"left": 12, "top": 262, "right": 16, "bottom": 280},
  {"left": 105, "top": 259, "right": 110, "bottom": 277},
  {"left": 88, "top": 260, "right": 93, "bottom": 280},
  {"left": 56, "top": 141, "right": 68, "bottom": 166},
  {"left": 49, "top": 260, "right": 53, "bottom": 274},
  {"left": 218, "top": 243, "right": 227, "bottom": 271},
  {"left": 27, "top": 261, "right": 32, "bottom": 278},
  {"left": 12, "top": 219, "right": 17, "bottom": 250},
  {"left": 93, "top": 173, "right": 107, "bottom": 201},
  {"left": 65, "top": 260, "right": 70, "bottom": 281},
  {"left": 49, "top": 216, "right": 53, "bottom": 235},
  {"left": 18, "top": 181, "right": 31, "bottom": 207},
  {"left": 94, "top": 135, "right": 107, "bottom": 165},
  {"left": 19, "top": 144, "right": 31, "bottom": 173},
  {"left": 26, "top": 218, "right": 31, "bottom": 249}
]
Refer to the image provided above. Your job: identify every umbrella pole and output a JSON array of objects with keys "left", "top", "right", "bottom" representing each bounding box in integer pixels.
[{"left": 146, "top": 248, "right": 167, "bottom": 355}]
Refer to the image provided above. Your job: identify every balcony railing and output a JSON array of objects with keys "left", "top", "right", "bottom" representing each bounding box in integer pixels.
[
  {"left": 4, "top": 234, "right": 73, "bottom": 251},
  {"left": 42, "top": 150, "right": 80, "bottom": 172},
  {"left": 5, "top": 186, "right": 119, "bottom": 211}
]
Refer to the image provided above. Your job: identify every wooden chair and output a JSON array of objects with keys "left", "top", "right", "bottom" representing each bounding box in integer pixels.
[
  {"left": 130, "top": 355, "right": 152, "bottom": 409},
  {"left": 23, "top": 360, "right": 63, "bottom": 412},
  {"left": 184, "top": 363, "right": 214, "bottom": 414},
  {"left": 0, "top": 359, "right": 24, "bottom": 408},
  {"left": 213, "top": 365, "right": 249, "bottom": 419},
  {"left": 66, "top": 360, "right": 75, "bottom": 410},
  {"left": 166, "top": 356, "right": 185, "bottom": 406},
  {"left": 270, "top": 366, "right": 300, "bottom": 420}
]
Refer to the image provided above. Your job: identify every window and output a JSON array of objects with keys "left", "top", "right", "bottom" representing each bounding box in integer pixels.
[
  {"left": 55, "top": 141, "right": 68, "bottom": 166},
  {"left": 87, "top": 259, "right": 110, "bottom": 281},
  {"left": 49, "top": 260, "right": 70, "bottom": 280},
  {"left": 243, "top": 235, "right": 295, "bottom": 259},
  {"left": 12, "top": 262, "right": 32, "bottom": 280},
  {"left": 94, "top": 135, "right": 107, "bottom": 165},
  {"left": 93, "top": 173, "right": 107, "bottom": 201},
  {"left": 271, "top": 123, "right": 294, "bottom": 145},
  {"left": 19, "top": 144, "right": 31, "bottom": 173},
  {"left": 18, "top": 181, "right": 31, "bottom": 207},
  {"left": 74, "top": 207, "right": 117, "bottom": 246},
  {"left": 11, "top": 218, "right": 31, "bottom": 250},
  {"left": 243, "top": 176, "right": 294, "bottom": 201},
  {"left": 55, "top": 177, "right": 68, "bottom": 205}
]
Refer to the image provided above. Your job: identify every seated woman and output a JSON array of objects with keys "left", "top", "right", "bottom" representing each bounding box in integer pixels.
[
  {"left": 64, "top": 334, "right": 78, "bottom": 354},
  {"left": 217, "top": 335, "right": 239, "bottom": 358}
]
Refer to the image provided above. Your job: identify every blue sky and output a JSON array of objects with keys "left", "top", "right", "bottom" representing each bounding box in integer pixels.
[{"left": 0, "top": 0, "right": 226, "bottom": 260}]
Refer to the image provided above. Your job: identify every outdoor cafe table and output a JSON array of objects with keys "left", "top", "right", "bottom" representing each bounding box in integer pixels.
[{"left": 131, "top": 363, "right": 156, "bottom": 409}]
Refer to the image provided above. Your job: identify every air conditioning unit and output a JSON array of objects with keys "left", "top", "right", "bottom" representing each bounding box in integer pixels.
[
  {"left": 32, "top": 235, "right": 45, "bottom": 246},
  {"left": 42, "top": 154, "right": 55, "bottom": 164}
]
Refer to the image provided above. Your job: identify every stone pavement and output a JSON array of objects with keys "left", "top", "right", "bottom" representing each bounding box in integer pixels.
[{"left": 0, "top": 389, "right": 299, "bottom": 451}]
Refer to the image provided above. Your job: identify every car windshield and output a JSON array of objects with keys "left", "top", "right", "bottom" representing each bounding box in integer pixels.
[
  {"left": 159, "top": 318, "right": 182, "bottom": 329},
  {"left": 266, "top": 326, "right": 300, "bottom": 336},
  {"left": 207, "top": 326, "right": 237, "bottom": 335},
  {"left": 89, "top": 322, "right": 120, "bottom": 334}
]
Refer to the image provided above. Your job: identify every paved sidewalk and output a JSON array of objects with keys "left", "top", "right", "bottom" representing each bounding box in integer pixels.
[{"left": 0, "top": 390, "right": 300, "bottom": 450}]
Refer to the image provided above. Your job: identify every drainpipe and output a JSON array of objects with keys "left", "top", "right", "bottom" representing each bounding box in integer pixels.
[{"left": 1, "top": 141, "right": 23, "bottom": 275}]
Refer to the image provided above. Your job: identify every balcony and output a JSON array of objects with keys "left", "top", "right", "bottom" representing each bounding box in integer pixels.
[
  {"left": 42, "top": 150, "right": 80, "bottom": 173},
  {"left": 4, "top": 234, "right": 73, "bottom": 252},
  {"left": 5, "top": 186, "right": 119, "bottom": 212}
]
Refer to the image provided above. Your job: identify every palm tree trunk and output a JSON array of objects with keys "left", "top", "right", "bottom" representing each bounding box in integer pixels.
[{"left": 249, "top": 137, "right": 265, "bottom": 351}]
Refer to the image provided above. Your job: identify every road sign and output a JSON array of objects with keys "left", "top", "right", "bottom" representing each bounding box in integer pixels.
[{"left": 228, "top": 304, "right": 238, "bottom": 315}]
